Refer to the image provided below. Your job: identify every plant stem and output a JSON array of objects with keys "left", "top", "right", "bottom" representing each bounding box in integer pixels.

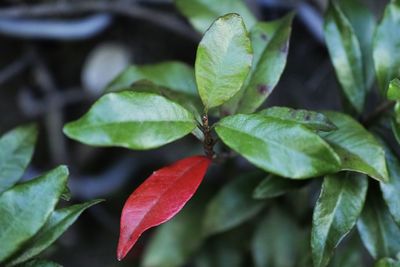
[
  {"left": 362, "top": 101, "right": 395, "bottom": 127},
  {"left": 201, "top": 114, "right": 215, "bottom": 158}
]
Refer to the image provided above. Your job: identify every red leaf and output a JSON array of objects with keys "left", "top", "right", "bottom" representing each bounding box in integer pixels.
[{"left": 117, "top": 155, "right": 211, "bottom": 260}]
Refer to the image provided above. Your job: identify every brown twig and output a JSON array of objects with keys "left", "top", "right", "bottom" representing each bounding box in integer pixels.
[
  {"left": 362, "top": 100, "right": 395, "bottom": 127},
  {"left": 0, "top": 1, "right": 200, "bottom": 41}
]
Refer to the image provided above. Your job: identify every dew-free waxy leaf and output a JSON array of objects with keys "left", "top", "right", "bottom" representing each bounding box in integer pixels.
[
  {"left": 175, "top": 0, "right": 256, "bottom": 33},
  {"left": 338, "top": 0, "right": 376, "bottom": 90},
  {"left": 311, "top": 173, "right": 368, "bottom": 267},
  {"left": 203, "top": 173, "right": 265, "bottom": 236},
  {"left": 373, "top": 0, "right": 400, "bottom": 94},
  {"left": 235, "top": 14, "right": 293, "bottom": 114},
  {"left": 63, "top": 92, "right": 196, "bottom": 150},
  {"left": 357, "top": 188, "right": 400, "bottom": 259},
  {"left": 258, "top": 107, "right": 337, "bottom": 132},
  {"left": 195, "top": 13, "right": 252, "bottom": 109},
  {"left": 117, "top": 156, "right": 211, "bottom": 261},
  {"left": 0, "top": 124, "right": 37, "bottom": 193},
  {"left": 322, "top": 111, "right": 388, "bottom": 182},
  {"left": 8, "top": 199, "right": 103, "bottom": 266},
  {"left": 106, "top": 61, "right": 197, "bottom": 96},
  {"left": 324, "top": 2, "right": 366, "bottom": 112},
  {"left": 0, "top": 166, "right": 68, "bottom": 262},
  {"left": 215, "top": 114, "right": 341, "bottom": 179},
  {"left": 387, "top": 78, "right": 400, "bottom": 101},
  {"left": 253, "top": 175, "right": 307, "bottom": 199}
]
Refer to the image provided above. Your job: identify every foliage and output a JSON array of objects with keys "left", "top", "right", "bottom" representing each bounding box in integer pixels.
[
  {"left": 61, "top": 0, "right": 400, "bottom": 266},
  {"left": 0, "top": 125, "right": 102, "bottom": 266}
]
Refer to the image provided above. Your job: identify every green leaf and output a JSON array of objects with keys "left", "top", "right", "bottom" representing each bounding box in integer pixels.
[
  {"left": 375, "top": 258, "right": 400, "bottom": 267},
  {"left": 234, "top": 14, "right": 294, "bottom": 114},
  {"left": 357, "top": 187, "right": 400, "bottom": 259},
  {"left": 253, "top": 174, "right": 306, "bottom": 199},
  {"left": 0, "top": 166, "right": 68, "bottom": 263},
  {"left": 391, "top": 117, "right": 400, "bottom": 146},
  {"left": 175, "top": 0, "right": 256, "bottom": 33},
  {"left": 19, "top": 259, "right": 62, "bottom": 267},
  {"left": 7, "top": 199, "right": 103, "bottom": 266},
  {"left": 379, "top": 140, "right": 400, "bottom": 227},
  {"left": 311, "top": 173, "right": 368, "bottom": 267},
  {"left": 387, "top": 78, "right": 400, "bottom": 101},
  {"left": 215, "top": 114, "right": 341, "bottom": 179},
  {"left": 111, "top": 81, "right": 203, "bottom": 119},
  {"left": 251, "top": 208, "right": 302, "bottom": 267},
  {"left": 0, "top": 124, "right": 37, "bottom": 193},
  {"left": 203, "top": 173, "right": 265, "bottom": 236},
  {"left": 141, "top": 191, "right": 208, "bottom": 267},
  {"left": 195, "top": 13, "right": 252, "bottom": 109},
  {"left": 258, "top": 107, "right": 337, "bottom": 132},
  {"left": 338, "top": 0, "right": 376, "bottom": 90},
  {"left": 328, "top": 233, "right": 364, "bottom": 267},
  {"left": 324, "top": 2, "right": 366, "bottom": 112},
  {"left": 106, "top": 61, "right": 198, "bottom": 96},
  {"left": 322, "top": 111, "right": 388, "bottom": 182},
  {"left": 63, "top": 92, "right": 196, "bottom": 150},
  {"left": 373, "top": 0, "right": 400, "bottom": 94}
]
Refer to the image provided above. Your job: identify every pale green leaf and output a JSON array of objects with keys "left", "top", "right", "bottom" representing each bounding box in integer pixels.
[
  {"left": 324, "top": 2, "right": 365, "bottom": 112},
  {"left": 63, "top": 92, "right": 196, "bottom": 150},
  {"left": 8, "top": 200, "right": 103, "bottom": 266},
  {"left": 106, "top": 61, "right": 197, "bottom": 96},
  {"left": 175, "top": 0, "right": 256, "bottom": 33},
  {"left": 195, "top": 13, "right": 252, "bottom": 109},
  {"left": 234, "top": 14, "right": 293, "bottom": 114},
  {"left": 338, "top": 0, "right": 376, "bottom": 90},
  {"left": 258, "top": 107, "right": 337, "bottom": 132},
  {"left": 387, "top": 78, "right": 400, "bottom": 101},
  {"left": 311, "top": 173, "right": 368, "bottom": 267},
  {"left": 0, "top": 166, "right": 68, "bottom": 263},
  {"left": 0, "top": 124, "right": 37, "bottom": 193},
  {"left": 375, "top": 258, "right": 400, "bottom": 267},
  {"left": 216, "top": 114, "right": 341, "bottom": 179},
  {"left": 373, "top": 1, "right": 400, "bottom": 94},
  {"left": 322, "top": 111, "right": 388, "bottom": 182}
]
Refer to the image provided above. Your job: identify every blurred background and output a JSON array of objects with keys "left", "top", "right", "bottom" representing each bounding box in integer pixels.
[{"left": 0, "top": 0, "right": 390, "bottom": 266}]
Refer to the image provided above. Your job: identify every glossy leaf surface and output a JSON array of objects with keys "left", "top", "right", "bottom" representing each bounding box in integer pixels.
[
  {"left": 338, "top": 0, "right": 376, "bottom": 90},
  {"left": 203, "top": 173, "right": 265, "bottom": 236},
  {"left": 0, "top": 124, "right": 37, "bottom": 193},
  {"left": 324, "top": 2, "right": 365, "bottom": 112},
  {"left": 357, "top": 188, "right": 400, "bottom": 259},
  {"left": 235, "top": 14, "right": 293, "bottom": 114},
  {"left": 322, "top": 111, "right": 388, "bottom": 182},
  {"left": 117, "top": 156, "right": 211, "bottom": 260},
  {"left": 195, "top": 13, "right": 252, "bottom": 109},
  {"left": 8, "top": 200, "right": 103, "bottom": 266},
  {"left": 63, "top": 92, "right": 196, "bottom": 150},
  {"left": 311, "top": 173, "right": 368, "bottom": 267},
  {"left": 175, "top": 0, "right": 256, "bottom": 33},
  {"left": 253, "top": 174, "right": 306, "bottom": 199},
  {"left": 375, "top": 258, "right": 400, "bottom": 267},
  {"left": 387, "top": 78, "right": 400, "bottom": 101},
  {"left": 373, "top": 0, "right": 400, "bottom": 94},
  {"left": 258, "top": 107, "right": 337, "bottom": 132},
  {"left": 216, "top": 114, "right": 341, "bottom": 179},
  {"left": 379, "top": 140, "right": 400, "bottom": 226},
  {"left": 106, "top": 61, "right": 197, "bottom": 96},
  {"left": 0, "top": 166, "right": 68, "bottom": 262}
]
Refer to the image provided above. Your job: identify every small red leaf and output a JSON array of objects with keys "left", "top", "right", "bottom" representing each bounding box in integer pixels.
[{"left": 117, "top": 155, "right": 211, "bottom": 260}]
